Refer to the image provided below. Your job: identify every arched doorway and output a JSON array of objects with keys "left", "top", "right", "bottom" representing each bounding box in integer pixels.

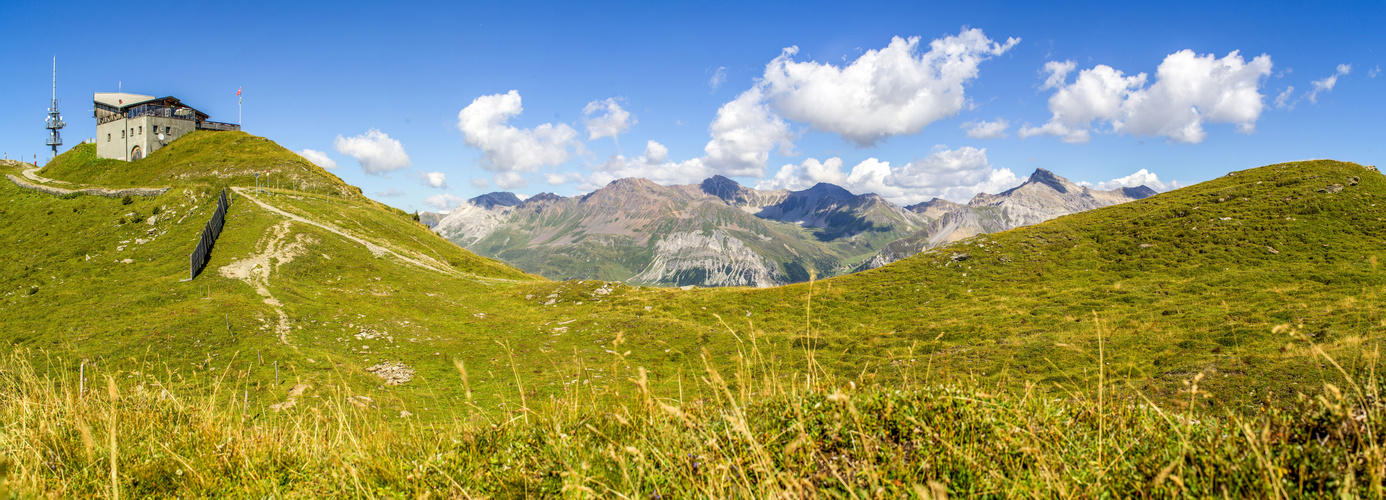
[{"left": 130, "top": 146, "right": 142, "bottom": 161}]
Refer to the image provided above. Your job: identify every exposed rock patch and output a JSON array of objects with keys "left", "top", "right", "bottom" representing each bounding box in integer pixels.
[
  {"left": 366, "top": 362, "right": 414, "bottom": 385},
  {"left": 354, "top": 326, "right": 392, "bottom": 342}
]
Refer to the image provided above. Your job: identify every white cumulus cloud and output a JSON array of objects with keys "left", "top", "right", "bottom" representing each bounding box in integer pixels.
[
  {"left": 756, "top": 157, "right": 848, "bottom": 192},
  {"left": 962, "top": 119, "right": 1009, "bottom": 139},
  {"left": 703, "top": 87, "right": 795, "bottom": 177},
  {"left": 643, "top": 140, "right": 668, "bottom": 164},
  {"left": 582, "top": 140, "right": 712, "bottom": 189},
  {"left": 756, "top": 146, "right": 1021, "bottom": 205},
  {"left": 1018, "top": 121, "right": 1090, "bottom": 144},
  {"left": 1022, "top": 50, "right": 1273, "bottom": 144},
  {"left": 494, "top": 171, "right": 528, "bottom": 190},
  {"left": 759, "top": 29, "right": 1019, "bottom": 146},
  {"left": 423, "top": 193, "right": 464, "bottom": 211},
  {"left": 419, "top": 171, "right": 447, "bottom": 189},
  {"left": 544, "top": 172, "right": 581, "bottom": 185},
  {"left": 334, "top": 129, "right": 412, "bottom": 175},
  {"left": 583, "top": 98, "right": 634, "bottom": 141},
  {"left": 1019, "top": 65, "right": 1146, "bottom": 143},
  {"left": 1306, "top": 64, "right": 1351, "bottom": 103},
  {"left": 458, "top": 90, "right": 581, "bottom": 173},
  {"left": 296, "top": 149, "right": 338, "bottom": 170},
  {"left": 1078, "top": 169, "right": 1178, "bottom": 192},
  {"left": 1040, "top": 60, "right": 1077, "bottom": 90}
]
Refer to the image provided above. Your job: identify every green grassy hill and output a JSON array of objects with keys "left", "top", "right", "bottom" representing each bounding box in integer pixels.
[
  {"left": 618, "top": 160, "right": 1386, "bottom": 410},
  {"left": 3, "top": 134, "right": 543, "bottom": 414},
  {"left": 41, "top": 131, "right": 361, "bottom": 197},
  {"left": 6, "top": 138, "right": 1383, "bottom": 412},
  {"left": 3, "top": 138, "right": 1385, "bottom": 495}
]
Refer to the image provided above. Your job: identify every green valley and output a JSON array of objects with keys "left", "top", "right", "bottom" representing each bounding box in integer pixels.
[{"left": 2, "top": 133, "right": 1384, "bottom": 497}]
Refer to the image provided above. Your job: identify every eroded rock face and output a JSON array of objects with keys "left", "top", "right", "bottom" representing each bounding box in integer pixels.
[
  {"left": 632, "top": 230, "right": 784, "bottom": 288},
  {"left": 432, "top": 201, "right": 514, "bottom": 248}
]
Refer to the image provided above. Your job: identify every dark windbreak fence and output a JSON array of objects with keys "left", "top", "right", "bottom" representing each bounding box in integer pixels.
[{"left": 187, "top": 189, "right": 230, "bottom": 280}]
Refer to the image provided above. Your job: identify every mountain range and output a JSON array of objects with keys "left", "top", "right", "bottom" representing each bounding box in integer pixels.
[{"left": 427, "top": 168, "right": 1155, "bottom": 287}]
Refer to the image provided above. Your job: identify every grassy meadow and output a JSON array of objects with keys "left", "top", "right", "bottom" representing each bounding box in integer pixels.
[
  {"left": 2, "top": 134, "right": 1385, "bottom": 497},
  {"left": 3, "top": 342, "right": 1384, "bottom": 497}
]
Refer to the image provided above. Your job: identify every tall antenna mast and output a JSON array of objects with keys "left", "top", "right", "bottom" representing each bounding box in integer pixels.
[{"left": 45, "top": 57, "right": 65, "bottom": 159}]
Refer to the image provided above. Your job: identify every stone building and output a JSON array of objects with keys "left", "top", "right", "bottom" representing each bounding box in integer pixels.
[{"left": 93, "top": 93, "right": 240, "bottom": 161}]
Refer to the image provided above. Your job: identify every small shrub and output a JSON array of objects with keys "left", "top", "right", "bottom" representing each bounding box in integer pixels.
[{"left": 151, "top": 206, "right": 162, "bottom": 215}]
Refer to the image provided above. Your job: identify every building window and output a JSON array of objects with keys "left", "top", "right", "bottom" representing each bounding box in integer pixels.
[
  {"left": 107, "top": 133, "right": 111, "bottom": 142},
  {"left": 166, "top": 126, "right": 171, "bottom": 134},
  {"left": 121, "top": 130, "right": 125, "bottom": 139},
  {"left": 139, "top": 126, "right": 142, "bottom": 135}
]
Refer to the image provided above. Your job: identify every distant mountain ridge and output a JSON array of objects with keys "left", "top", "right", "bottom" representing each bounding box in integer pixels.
[
  {"left": 428, "top": 169, "right": 1155, "bottom": 287},
  {"left": 856, "top": 168, "right": 1157, "bottom": 271}
]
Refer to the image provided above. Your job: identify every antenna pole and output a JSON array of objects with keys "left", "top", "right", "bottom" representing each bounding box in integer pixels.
[{"left": 45, "top": 57, "right": 65, "bottom": 159}]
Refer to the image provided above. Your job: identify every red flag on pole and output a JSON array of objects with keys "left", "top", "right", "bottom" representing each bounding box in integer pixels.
[{"left": 237, "top": 87, "right": 242, "bottom": 96}]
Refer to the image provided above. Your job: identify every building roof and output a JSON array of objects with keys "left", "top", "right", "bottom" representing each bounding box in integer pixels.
[
  {"left": 93, "top": 93, "right": 210, "bottom": 121},
  {"left": 94, "top": 93, "right": 156, "bottom": 109}
]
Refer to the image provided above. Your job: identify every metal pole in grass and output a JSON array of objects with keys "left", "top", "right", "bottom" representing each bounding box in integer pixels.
[{"left": 1093, "top": 310, "right": 1105, "bottom": 492}]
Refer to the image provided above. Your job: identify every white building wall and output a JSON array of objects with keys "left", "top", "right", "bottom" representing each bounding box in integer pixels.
[{"left": 96, "top": 115, "right": 197, "bottom": 161}]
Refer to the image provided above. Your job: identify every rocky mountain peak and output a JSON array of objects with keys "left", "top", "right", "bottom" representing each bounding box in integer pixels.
[
  {"left": 523, "top": 192, "right": 565, "bottom": 205},
  {"left": 1122, "top": 185, "right": 1158, "bottom": 198},
  {"left": 796, "top": 182, "right": 855, "bottom": 202},
  {"left": 700, "top": 175, "right": 743, "bottom": 201},
  {"left": 581, "top": 177, "right": 667, "bottom": 205},
  {"left": 905, "top": 197, "right": 966, "bottom": 218},
  {"left": 468, "top": 191, "right": 522, "bottom": 210},
  {"left": 609, "top": 177, "right": 660, "bottom": 189},
  {"left": 1022, "top": 168, "right": 1071, "bottom": 194}
]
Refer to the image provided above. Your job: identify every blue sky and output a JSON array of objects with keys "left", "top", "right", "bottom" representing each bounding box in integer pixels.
[{"left": 2, "top": 0, "right": 1382, "bottom": 212}]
